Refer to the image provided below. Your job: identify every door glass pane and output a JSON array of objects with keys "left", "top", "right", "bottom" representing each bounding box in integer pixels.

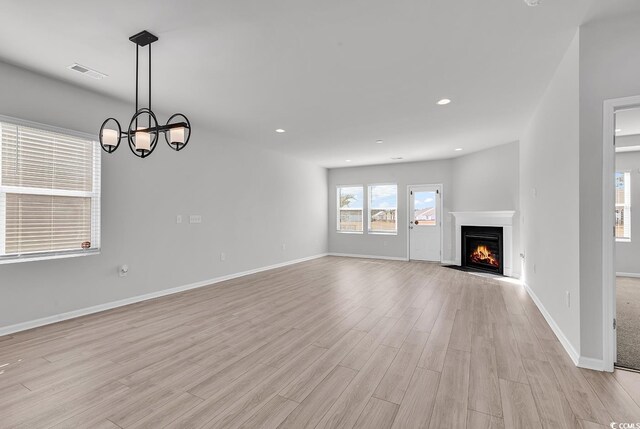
[{"left": 414, "top": 191, "right": 436, "bottom": 225}]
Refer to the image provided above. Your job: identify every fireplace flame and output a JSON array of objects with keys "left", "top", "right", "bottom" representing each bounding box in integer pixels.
[{"left": 470, "top": 245, "right": 499, "bottom": 267}]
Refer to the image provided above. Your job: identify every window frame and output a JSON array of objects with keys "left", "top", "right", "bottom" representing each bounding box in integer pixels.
[
  {"left": 615, "top": 170, "right": 631, "bottom": 243},
  {"left": 367, "top": 183, "right": 398, "bottom": 235},
  {"left": 0, "top": 115, "right": 101, "bottom": 264},
  {"left": 336, "top": 184, "right": 364, "bottom": 234}
]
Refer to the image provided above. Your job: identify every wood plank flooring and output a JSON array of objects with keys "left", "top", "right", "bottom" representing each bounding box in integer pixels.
[{"left": 1, "top": 256, "right": 640, "bottom": 428}]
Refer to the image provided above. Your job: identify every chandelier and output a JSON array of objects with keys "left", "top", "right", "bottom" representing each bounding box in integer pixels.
[{"left": 99, "top": 30, "right": 191, "bottom": 158}]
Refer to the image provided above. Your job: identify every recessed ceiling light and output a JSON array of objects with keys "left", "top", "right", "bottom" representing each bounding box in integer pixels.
[
  {"left": 345, "top": 159, "right": 352, "bottom": 162},
  {"left": 455, "top": 148, "right": 463, "bottom": 151},
  {"left": 391, "top": 157, "right": 404, "bottom": 160},
  {"left": 615, "top": 128, "right": 622, "bottom": 133},
  {"left": 275, "top": 129, "right": 286, "bottom": 133},
  {"left": 524, "top": 0, "right": 541, "bottom": 6},
  {"left": 437, "top": 98, "right": 451, "bottom": 105},
  {"left": 376, "top": 140, "right": 383, "bottom": 144}
]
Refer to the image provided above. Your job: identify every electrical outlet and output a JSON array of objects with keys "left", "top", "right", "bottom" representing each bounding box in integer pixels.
[
  {"left": 119, "top": 264, "right": 129, "bottom": 277},
  {"left": 566, "top": 291, "right": 571, "bottom": 308},
  {"left": 281, "top": 243, "right": 286, "bottom": 251},
  {"left": 176, "top": 215, "right": 182, "bottom": 224},
  {"left": 220, "top": 252, "right": 226, "bottom": 261},
  {"left": 190, "top": 215, "right": 202, "bottom": 224}
]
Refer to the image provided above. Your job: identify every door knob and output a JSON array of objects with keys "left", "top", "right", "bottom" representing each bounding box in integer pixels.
[{"left": 414, "top": 220, "right": 419, "bottom": 225}]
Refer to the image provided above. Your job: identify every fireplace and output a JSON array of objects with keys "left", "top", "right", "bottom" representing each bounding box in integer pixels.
[{"left": 461, "top": 225, "right": 503, "bottom": 275}]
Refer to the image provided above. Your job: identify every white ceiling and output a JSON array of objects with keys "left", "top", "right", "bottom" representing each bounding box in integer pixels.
[{"left": 0, "top": 0, "right": 617, "bottom": 167}]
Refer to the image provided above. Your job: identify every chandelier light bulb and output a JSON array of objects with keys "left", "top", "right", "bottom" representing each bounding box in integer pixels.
[
  {"left": 135, "top": 127, "right": 151, "bottom": 151},
  {"left": 102, "top": 128, "right": 118, "bottom": 146},
  {"left": 170, "top": 126, "right": 185, "bottom": 145}
]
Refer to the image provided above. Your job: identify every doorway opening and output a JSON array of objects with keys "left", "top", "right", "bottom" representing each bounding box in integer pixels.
[
  {"left": 603, "top": 96, "right": 640, "bottom": 372},
  {"left": 614, "top": 107, "right": 640, "bottom": 371},
  {"left": 408, "top": 184, "right": 442, "bottom": 262}
]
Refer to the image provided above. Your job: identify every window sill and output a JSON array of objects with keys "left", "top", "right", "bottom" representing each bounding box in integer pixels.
[
  {"left": 0, "top": 249, "right": 100, "bottom": 265},
  {"left": 369, "top": 231, "right": 398, "bottom": 236},
  {"left": 616, "top": 238, "right": 631, "bottom": 243},
  {"left": 336, "top": 231, "right": 363, "bottom": 234}
]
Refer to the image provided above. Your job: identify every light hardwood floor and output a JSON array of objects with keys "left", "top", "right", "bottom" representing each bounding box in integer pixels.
[{"left": 1, "top": 256, "right": 640, "bottom": 428}]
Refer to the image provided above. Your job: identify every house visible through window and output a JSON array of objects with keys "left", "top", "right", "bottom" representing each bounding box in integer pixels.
[
  {"left": 368, "top": 184, "right": 397, "bottom": 234},
  {"left": 337, "top": 186, "right": 363, "bottom": 232},
  {"left": 616, "top": 171, "right": 631, "bottom": 241},
  {"left": 0, "top": 118, "right": 101, "bottom": 263}
]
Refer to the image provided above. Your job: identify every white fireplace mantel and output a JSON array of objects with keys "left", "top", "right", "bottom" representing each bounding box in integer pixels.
[{"left": 451, "top": 211, "right": 516, "bottom": 277}]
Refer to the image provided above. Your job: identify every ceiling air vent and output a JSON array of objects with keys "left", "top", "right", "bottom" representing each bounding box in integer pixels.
[{"left": 67, "top": 63, "right": 107, "bottom": 80}]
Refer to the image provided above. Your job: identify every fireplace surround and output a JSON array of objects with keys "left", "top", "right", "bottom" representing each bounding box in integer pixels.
[{"left": 451, "top": 211, "right": 515, "bottom": 277}]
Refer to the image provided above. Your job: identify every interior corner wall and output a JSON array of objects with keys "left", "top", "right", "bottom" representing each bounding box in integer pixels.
[
  {"left": 450, "top": 142, "right": 520, "bottom": 278},
  {"left": 580, "top": 13, "right": 640, "bottom": 361},
  {"left": 0, "top": 60, "right": 328, "bottom": 331},
  {"left": 327, "top": 142, "right": 519, "bottom": 264},
  {"left": 520, "top": 31, "right": 581, "bottom": 355}
]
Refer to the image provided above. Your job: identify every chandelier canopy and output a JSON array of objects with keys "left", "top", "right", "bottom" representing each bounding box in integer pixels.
[{"left": 99, "top": 30, "right": 191, "bottom": 158}]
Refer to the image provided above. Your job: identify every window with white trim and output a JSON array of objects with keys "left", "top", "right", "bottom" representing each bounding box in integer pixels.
[
  {"left": 616, "top": 171, "right": 631, "bottom": 241},
  {"left": 337, "top": 185, "right": 363, "bottom": 232},
  {"left": 0, "top": 119, "right": 101, "bottom": 263},
  {"left": 368, "top": 184, "right": 397, "bottom": 234}
]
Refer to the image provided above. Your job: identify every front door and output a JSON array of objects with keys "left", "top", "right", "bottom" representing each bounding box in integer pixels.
[{"left": 409, "top": 185, "right": 442, "bottom": 261}]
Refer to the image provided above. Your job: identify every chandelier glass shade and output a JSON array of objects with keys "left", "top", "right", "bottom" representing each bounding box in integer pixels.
[{"left": 99, "top": 30, "right": 191, "bottom": 158}]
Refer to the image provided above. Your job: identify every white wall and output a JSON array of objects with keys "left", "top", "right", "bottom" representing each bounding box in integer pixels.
[
  {"left": 328, "top": 142, "right": 520, "bottom": 271},
  {"left": 579, "top": 12, "right": 640, "bottom": 361},
  {"left": 615, "top": 150, "right": 640, "bottom": 275},
  {"left": 0, "top": 61, "right": 328, "bottom": 331},
  {"left": 520, "top": 31, "right": 581, "bottom": 358}
]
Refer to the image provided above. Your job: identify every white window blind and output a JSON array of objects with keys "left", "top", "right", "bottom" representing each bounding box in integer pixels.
[{"left": 0, "top": 118, "right": 101, "bottom": 263}]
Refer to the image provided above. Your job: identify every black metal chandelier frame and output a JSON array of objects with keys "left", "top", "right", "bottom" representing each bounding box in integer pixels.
[{"left": 99, "top": 30, "right": 191, "bottom": 158}]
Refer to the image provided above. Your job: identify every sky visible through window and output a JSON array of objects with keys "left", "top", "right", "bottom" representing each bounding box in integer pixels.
[
  {"left": 414, "top": 192, "right": 435, "bottom": 210},
  {"left": 616, "top": 172, "right": 624, "bottom": 189},
  {"left": 339, "top": 186, "right": 363, "bottom": 209},
  {"left": 370, "top": 185, "right": 397, "bottom": 208}
]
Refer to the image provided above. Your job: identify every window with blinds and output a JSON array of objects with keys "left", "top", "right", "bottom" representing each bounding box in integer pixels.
[{"left": 0, "top": 118, "right": 101, "bottom": 263}]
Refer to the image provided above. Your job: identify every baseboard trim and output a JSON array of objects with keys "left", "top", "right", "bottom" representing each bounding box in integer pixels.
[
  {"left": 328, "top": 252, "right": 409, "bottom": 261},
  {"left": 522, "top": 282, "right": 581, "bottom": 366},
  {"left": 616, "top": 272, "right": 640, "bottom": 278},
  {"left": 0, "top": 253, "right": 329, "bottom": 337},
  {"left": 440, "top": 260, "right": 457, "bottom": 265},
  {"left": 578, "top": 356, "right": 607, "bottom": 371}
]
